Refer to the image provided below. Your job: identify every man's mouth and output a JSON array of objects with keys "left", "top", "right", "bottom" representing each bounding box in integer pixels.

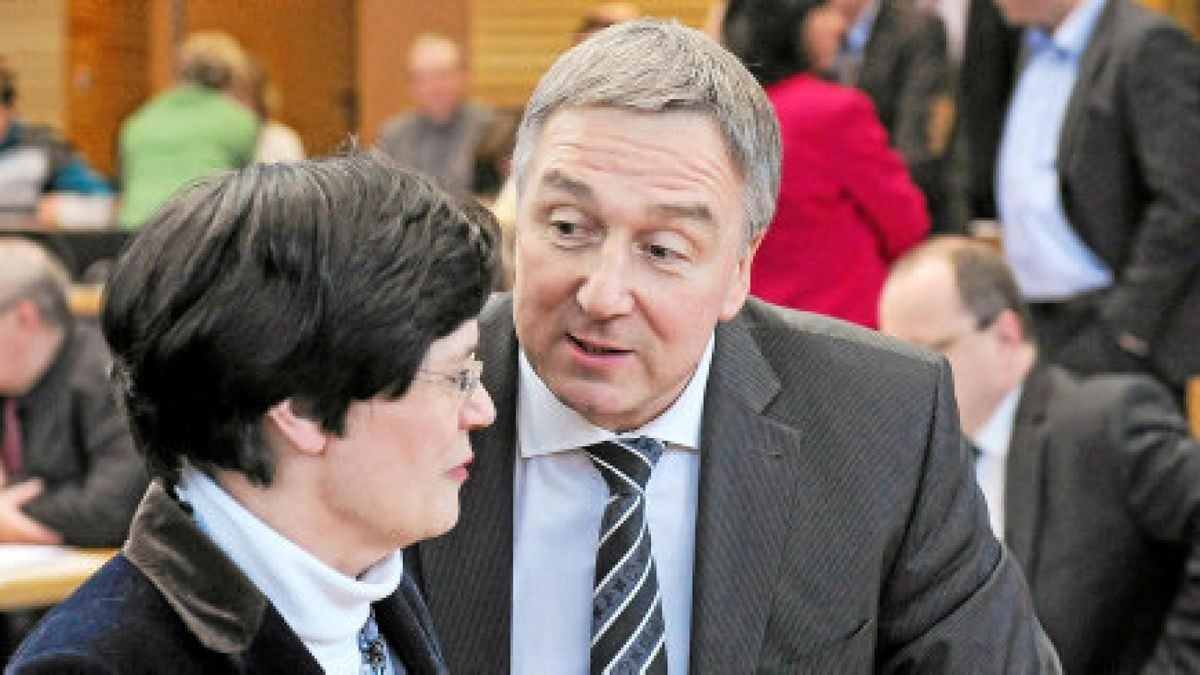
[{"left": 568, "top": 334, "right": 629, "bottom": 355}]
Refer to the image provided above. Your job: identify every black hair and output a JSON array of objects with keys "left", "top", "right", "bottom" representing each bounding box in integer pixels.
[
  {"left": 101, "top": 152, "right": 497, "bottom": 485},
  {"left": 722, "top": 0, "right": 822, "bottom": 87}
]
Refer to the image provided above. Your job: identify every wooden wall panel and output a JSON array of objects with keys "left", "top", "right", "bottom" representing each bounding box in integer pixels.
[
  {"left": 471, "top": 0, "right": 712, "bottom": 108},
  {"left": 1145, "top": 0, "right": 1200, "bottom": 34},
  {"left": 185, "top": 0, "right": 356, "bottom": 158},
  {"left": 0, "top": 0, "right": 67, "bottom": 130},
  {"left": 66, "top": 0, "right": 150, "bottom": 178}
]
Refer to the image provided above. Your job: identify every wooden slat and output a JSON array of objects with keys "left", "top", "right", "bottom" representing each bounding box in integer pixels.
[
  {"left": 0, "top": 548, "right": 116, "bottom": 612},
  {"left": 471, "top": 0, "right": 713, "bottom": 108}
]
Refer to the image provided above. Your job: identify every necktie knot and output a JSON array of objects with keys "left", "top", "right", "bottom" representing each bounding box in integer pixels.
[{"left": 584, "top": 437, "right": 664, "bottom": 496}]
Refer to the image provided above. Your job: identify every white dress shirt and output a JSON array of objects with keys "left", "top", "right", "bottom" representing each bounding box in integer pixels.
[
  {"left": 511, "top": 338, "right": 713, "bottom": 675},
  {"left": 997, "top": 0, "right": 1112, "bottom": 300},
  {"left": 969, "top": 386, "right": 1021, "bottom": 540},
  {"left": 177, "top": 467, "right": 404, "bottom": 675}
]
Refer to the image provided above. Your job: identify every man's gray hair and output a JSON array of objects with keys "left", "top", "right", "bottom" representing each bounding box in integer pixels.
[
  {"left": 0, "top": 237, "right": 72, "bottom": 327},
  {"left": 512, "top": 18, "right": 782, "bottom": 244}
]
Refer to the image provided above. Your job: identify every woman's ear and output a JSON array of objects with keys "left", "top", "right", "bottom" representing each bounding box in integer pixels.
[{"left": 264, "top": 399, "right": 328, "bottom": 456}]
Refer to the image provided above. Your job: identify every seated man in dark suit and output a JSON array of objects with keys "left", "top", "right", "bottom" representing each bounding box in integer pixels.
[
  {"left": 408, "top": 18, "right": 1058, "bottom": 672},
  {"left": 879, "top": 235, "right": 1200, "bottom": 673},
  {"left": 9, "top": 154, "right": 498, "bottom": 672},
  {"left": 0, "top": 237, "right": 145, "bottom": 547}
]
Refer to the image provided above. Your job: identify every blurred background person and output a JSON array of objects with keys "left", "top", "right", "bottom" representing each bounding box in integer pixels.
[
  {"left": 802, "top": 4, "right": 848, "bottom": 78},
  {"left": 377, "top": 33, "right": 492, "bottom": 195},
  {"left": 0, "top": 237, "right": 144, "bottom": 548},
  {"left": 8, "top": 154, "right": 497, "bottom": 673},
  {"left": 117, "top": 31, "right": 258, "bottom": 229},
  {"left": 879, "top": 236, "right": 1200, "bottom": 673},
  {"left": 994, "top": 0, "right": 1200, "bottom": 399},
  {"left": 722, "top": 0, "right": 928, "bottom": 328},
  {"left": 248, "top": 57, "right": 305, "bottom": 164},
  {"left": 829, "top": 0, "right": 959, "bottom": 234},
  {"left": 0, "top": 60, "right": 113, "bottom": 229}
]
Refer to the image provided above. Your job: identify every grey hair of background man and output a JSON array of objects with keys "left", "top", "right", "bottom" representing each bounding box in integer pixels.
[
  {"left": 0, "top": 237, "right": 72, "bottom": 328},
  {"left": 511, "top": 18, "right": 782, "bottom": 246}
]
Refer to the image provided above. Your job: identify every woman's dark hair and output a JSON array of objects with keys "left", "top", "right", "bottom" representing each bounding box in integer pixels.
[
  {"left": 722, "top": 0, "right": 822, "bottom": 87},
  {"left": 102, "top": 152, "right": 497, "bottom": 485}
]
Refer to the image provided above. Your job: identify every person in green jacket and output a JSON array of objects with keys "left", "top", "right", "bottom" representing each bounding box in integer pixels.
[{"left": 117, "top": 32, "right": 258, "bottom": 229}]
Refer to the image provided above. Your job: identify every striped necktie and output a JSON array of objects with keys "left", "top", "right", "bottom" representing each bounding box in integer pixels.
[{"left": 584, "top": 437, "right": 668, "bottom": 675}]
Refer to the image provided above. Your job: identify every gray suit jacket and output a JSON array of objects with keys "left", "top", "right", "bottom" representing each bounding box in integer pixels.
[
  {"left": 1050, "top": 0, "right": 1200, "bottom": 386},
  {"left": 408, "top": 295, "right": 1056, "bottom": 672},
  {"left": 1005, "top": 363, "right": 1200, "bottom": 673}
]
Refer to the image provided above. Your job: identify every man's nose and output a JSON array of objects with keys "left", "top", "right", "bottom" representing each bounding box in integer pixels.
[{"left": 575, "top": 242, "right": 635, "bottom": 319}]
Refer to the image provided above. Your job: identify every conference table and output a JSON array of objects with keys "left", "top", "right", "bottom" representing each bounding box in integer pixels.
[{"left": 0, "top": 545, "right": 116, "bottom": 612}]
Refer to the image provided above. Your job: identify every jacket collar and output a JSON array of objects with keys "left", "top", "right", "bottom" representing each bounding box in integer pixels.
[{"left": 122, "top": 481, "right": 269, "bottom": 653}]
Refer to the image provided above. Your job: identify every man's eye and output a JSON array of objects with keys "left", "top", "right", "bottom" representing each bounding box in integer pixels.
[
  {"left": 552, "top": 221, "right": 578, "bottom": 237},
  {"left": 646, "top": 244, "right": 673, "bottom": 260}
]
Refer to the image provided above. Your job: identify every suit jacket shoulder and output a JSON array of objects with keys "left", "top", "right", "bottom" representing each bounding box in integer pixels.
[{"left": 1008, "top": 363, "right": 1200, "bottom": 671}]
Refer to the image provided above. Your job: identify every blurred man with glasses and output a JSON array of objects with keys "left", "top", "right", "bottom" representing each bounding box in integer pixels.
[{"left": 880, "top": 235, "right": 1200, "bottom": 673}]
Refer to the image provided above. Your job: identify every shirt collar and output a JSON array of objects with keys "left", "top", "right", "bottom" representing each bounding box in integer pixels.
[
  {"left": 970, "top": 384, "right": 1023, "bottom": 460},
  {"left": 1026, "top": 0, "right": 1107, "bottom": 58},
  {"left": 176, "top": 467, "right": 403, "bottom": 667},
  {"left": 846, "top": 0, "right": 882, "bottom": 54},
  {"left": 517, "top": 335, "right": 714, "bottom": 457}
]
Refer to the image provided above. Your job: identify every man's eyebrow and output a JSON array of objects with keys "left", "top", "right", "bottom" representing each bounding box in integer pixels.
[
  {"left": 540, "top": 170, "right": 595, "bottom": 202},
  {"left": 651, "top": 203, "right": 715, "bottom": 227}
]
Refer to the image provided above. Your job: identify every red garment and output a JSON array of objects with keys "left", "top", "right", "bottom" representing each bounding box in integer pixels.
[{"left": 752, "top": 74, "right": 929, "bottom": 328}]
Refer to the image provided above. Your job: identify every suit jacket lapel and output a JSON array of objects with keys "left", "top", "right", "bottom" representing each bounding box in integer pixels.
[
  {"left": 1057, "top": 0, "right": 1120, "bottom": 172},
  {"left": 415, "top": 295, "right": 518, "bottom": 672},
  {"left": 690, "top": 315, "right": 799, "bottom": 671},
  {"left": 1004, "top": 363, "right": 1054, "bottom": 577},
  {"left": 375, "top": 572, "right": 448, "bottom": 674}
]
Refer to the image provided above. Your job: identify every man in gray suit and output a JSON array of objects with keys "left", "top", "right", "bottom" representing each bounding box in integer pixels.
[
  {"left": 994, "top": 0, "right": 1200, "bottom": 395},
  {"left": 408, "top": 19, "right": 1057, "bottom": 672},
  {"left": 880, "top": 236, "right": 1200, "bottom": 672}
]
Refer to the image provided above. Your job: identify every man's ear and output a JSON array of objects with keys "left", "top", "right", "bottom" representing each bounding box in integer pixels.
[
  {"left": 720, "top": 231, "right": 764, "bottom": 321},
  {"left": 993, "top": 309, "right": 1026, "bottom": 347},
  {"left": 264, "top": 399, "right": 328, "bottom": 456}
]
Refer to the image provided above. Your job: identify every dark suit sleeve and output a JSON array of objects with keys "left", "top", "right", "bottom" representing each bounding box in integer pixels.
[
  {"left": 878, "top": 360, "right": 1059, "bottom": 672},
  {"left": 23, "top": 369, "right": 147, "bottom": 547},
  {"left": 1099, "top": 24, "right": 1200, "bottom": 348},
  {"left": 892, "top": 14, "right": 952, "bottom": 195},
  {"left": 1096, "top": 378, "right": 1200, "bottom": 672}
]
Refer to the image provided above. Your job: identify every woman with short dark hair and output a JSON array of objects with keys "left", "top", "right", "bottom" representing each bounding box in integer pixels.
[{"left": 8, "top": 152, "right": 498, "bottom": 674}]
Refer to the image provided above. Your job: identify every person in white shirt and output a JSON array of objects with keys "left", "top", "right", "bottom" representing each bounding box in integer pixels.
[
  {"left": 879, "top": 235, "right": 1200, "bottom": 672},
  {"left": 8, "top": 152, "right": 498, "bottom": 674}
]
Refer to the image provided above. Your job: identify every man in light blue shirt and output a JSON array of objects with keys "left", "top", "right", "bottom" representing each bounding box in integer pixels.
[{"left": 995, "top": 0, "right": 1200, "bottom": 394}]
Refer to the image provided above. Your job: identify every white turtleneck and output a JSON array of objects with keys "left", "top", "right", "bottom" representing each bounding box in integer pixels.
[{"left": 176, "top": 467, "right": 404, "bottom": 674}]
